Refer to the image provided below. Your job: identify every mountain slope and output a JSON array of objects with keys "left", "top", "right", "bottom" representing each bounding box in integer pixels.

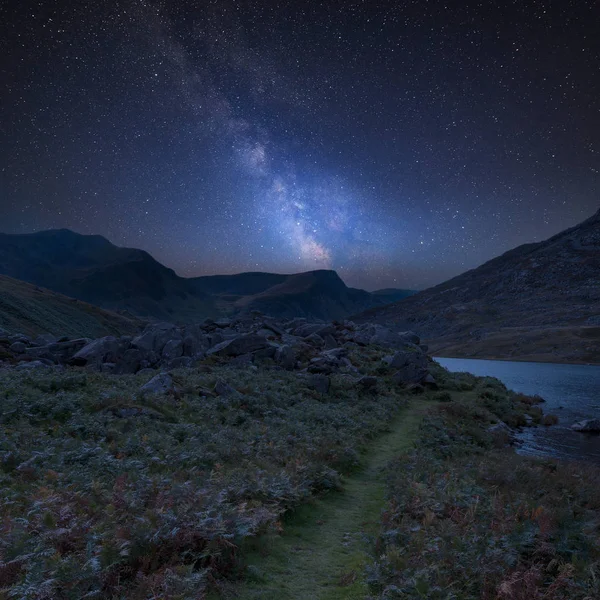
[
  {"left": 232, "top": 270, "right": 376, "bottom": 320},
  {"left": 0, "top": 229, "right": 218, "bottom": 322},
  {"left": 0, "top": 230, "right": 406, "bottom": 323},
  {"left": 0, "top": 274, "right": 143, "bottom": 337},
  {"left": 371, "top": 288, "right": 418, "bottom": 303},
  {"left": 354, "top": 208, "right": 600, "bottom": 363}
]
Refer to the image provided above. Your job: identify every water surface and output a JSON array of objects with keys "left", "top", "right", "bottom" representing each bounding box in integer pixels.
[{"left": 434, "top": 357, "right": 600, "bottom": 463}]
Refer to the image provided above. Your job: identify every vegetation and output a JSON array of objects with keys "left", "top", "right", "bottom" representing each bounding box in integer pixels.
[
  {"left": 0, "top": 275, "right": 142, "bottom": 338},
  {"left": 367, "top": 366, "right": 600, "bottom": 599},
  {"left": 0, "top": 352, "right": 596, "bottom": 599},
  {"left": 0, "top": 358, "right": 408, "bottom": 599}
]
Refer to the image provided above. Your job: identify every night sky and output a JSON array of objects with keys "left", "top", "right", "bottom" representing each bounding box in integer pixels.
[{"left": 1, "top": 1, "right": 598, "bottom": 290}]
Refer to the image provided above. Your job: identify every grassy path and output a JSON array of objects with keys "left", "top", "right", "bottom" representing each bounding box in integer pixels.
[{"left": 232, "top": 401, "right": 432, "bottom": 600}]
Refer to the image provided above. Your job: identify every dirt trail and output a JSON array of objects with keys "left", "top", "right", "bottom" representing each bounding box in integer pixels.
[{"left": 235, "top": 402, "right": 431, "bottom": 600}]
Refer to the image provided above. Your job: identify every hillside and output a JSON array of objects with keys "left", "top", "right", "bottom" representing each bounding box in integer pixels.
[
  {"left": 0, "top": 229, "right": 218, "bottom": 322},
  {"left": 232, "top": 270, "right": 376, "bottom": 320},
  {"left": 0, "top": 274, "right": 143, "bottom": 337},
  {"left": 2, "top": 314, "right": 597, "bottom": 598},
  {"left": 354, "top": 208, "right": 600, "bottom": 364},
  {"left": 370, "top": 287, "right": 417, "bottom": 304},
  {"left": 0, "top": 230, "right": 411, "bottom": 323}
]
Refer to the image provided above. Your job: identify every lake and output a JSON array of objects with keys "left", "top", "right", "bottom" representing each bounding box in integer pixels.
[{"left": 434, "top": 357, "right": 600, "bottom": 464}]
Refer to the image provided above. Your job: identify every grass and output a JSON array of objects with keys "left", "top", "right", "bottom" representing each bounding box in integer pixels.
[
  {"left": 367, "top": 365, "right": 600, "bottom": 599},
  {"left": 232, "top": 404, "right": 433, "bottom": 600},
  {"left": 0, "top": 352, "right": 592, "bottom": 599},
  {"left": 0, "top": 274, "right": 142, "bottom": 338},
  {"left": 0, "top": 355, "right": 412, "bottom": 599}
]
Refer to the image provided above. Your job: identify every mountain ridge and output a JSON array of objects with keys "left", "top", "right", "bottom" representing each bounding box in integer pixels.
[
  {"left": 0, "top": 229, "right": 412, "bottom": 324},
  {"left": 0, "top": 274, "right": 143, "bottom": 338},
  {"left": 353, "top": 207, "right": 600, "bottom": 364}
]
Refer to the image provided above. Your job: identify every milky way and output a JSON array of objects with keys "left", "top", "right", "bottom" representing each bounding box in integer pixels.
[{"left": 1, "top": 0, "right": 598, "bottom": 289}]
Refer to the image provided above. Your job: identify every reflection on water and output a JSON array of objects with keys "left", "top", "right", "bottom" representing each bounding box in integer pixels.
[{"left": 434, "top": 357, "right": 600, "bottom": 464}]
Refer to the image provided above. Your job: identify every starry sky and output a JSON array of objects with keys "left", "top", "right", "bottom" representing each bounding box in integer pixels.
[{"left": 1, "top": 0, "right": 598, "bottom": 290}]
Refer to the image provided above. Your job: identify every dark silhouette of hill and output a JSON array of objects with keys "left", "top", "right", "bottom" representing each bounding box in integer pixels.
[
  {"left": 353, "top": 208, "right": 600, "bottom": 364},
  {"left": 232, "top": 270, "right": 376, "bottom": 320},
  {"left": 0, "top": 274, "right": 143, "bottom": 337},
  {"left": 0, "top": 230, "right": 411, "bottom": 323},
  {"left": 0, "top": 229, "right": 217, "bottom": 322}
]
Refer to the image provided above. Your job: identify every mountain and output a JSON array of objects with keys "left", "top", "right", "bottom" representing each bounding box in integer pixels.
[
  {"left": 371, "top": 288, "right": 418, "bottom": 303},
  {"left": 190, "top": 272, "right": 288, "bottom": 296},
  {"left": 0, "top": 229, "right": 218, "bottom": 322},
  {"left": 231, "top": 270, "right": 376, "bottom": 320},
  {"left": 0, "top": 230, "right": 405, "bottom": 323},
  {"left": 0, "top": 274, "right": 143, "bottom": 338},
  {"left": 353, "top": 208, "right": 600, "bottom": 364}
]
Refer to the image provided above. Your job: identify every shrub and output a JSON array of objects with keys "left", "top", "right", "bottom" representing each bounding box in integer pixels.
[{"left": 0, "top": 362, "right": 410, "bottom": 597}]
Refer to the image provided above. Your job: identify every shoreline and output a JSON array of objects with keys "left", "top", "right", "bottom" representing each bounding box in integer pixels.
[{"left": 431, "top": 353, "right": 600, "bottom": 367}]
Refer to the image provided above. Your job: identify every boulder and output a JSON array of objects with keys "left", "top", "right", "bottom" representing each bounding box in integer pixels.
[
  {"left": 390, "top": 349, "right": 428, "bottom": 370},
  {"left": 315, "top": 324, "right": 337, "bottom": 337},
  {"left": 70, "top": 336, "right": 126, "bottom": 366},
  {"left": 275, "top": 345, "right": 296, "bottom": 370},
  {"left": 259, "top": 321, "right": 284, "bottom": 336},
  {"left": 304, "top": 333, "right": 325, "bottom": 348},
  {"left": 571, "top": 419, "right": 600, "bottom": 433},
  {"left": 206, "top": 334, "right": 269, "bottom": 357},
  {"left": 398, "top": 331, "right": 421, "bottom": 345},
  {"left": 207, "top": 331, "right": 225, "bottom": 347},
  {"left": 214, "top": 379, "right": 240, "bottom": 397},
  {"left": 31, "top": 334, "right": 59, "bottom": 347},
  {"left": 132, "top": 322, "right": 179, "bottom": 353},
  {"left": 393, "top": 364, "right": 429, "bottom": 385},
  {"left": 255, "top": 327, "right": 276, "bottom": 338},
  {"left": 308, "top": 357, "right": 336, "bottom": 374},
  {"left": 389, "top": 349, "right": 429, "bottom": 384},
  {"left": 181, "top": 324, "right": 211, "bottom": 357},
  {"left": 113, "top": 349, "right": 144, "bottom": 374},
  {"left": 321, "top": 347, "right": 346, "bottom": 359},
  {"left": 162, "top": 339, "right": 183, "bottom": 361},
  {"left": 8, "top": 334, "right": 29, "bottom": 344},
  {"left": 15, "top": 360, "right": 50, "bottom": 370},
  {"left": 214, "top": 318, "right": 232, "bottom": 328},
  {"left": 323, "top": 334, "right": 338, "bottom": 350},
  {"left": 423, "top": 373, "right": 437, "bottom": 388},
  {"left": 45, "top": 338, "right": 91, "bottom": 363},
  {"left": 167, "top": 356, "right": 194, "bottom": 370},
  {"left": 488, "top": 421, "right": 513, "bottom": 435},
  {"left": 23, "top": 346, "right": 58, "bottom": 363},
  {"left": 140, "top": 372, "right": 175, "bottom": 395},
  {"left": 285, "top": 317, "right": 307, "bottom": 331},
  {"left": 9, "top": 342, "right": 27, "bottom": 354},
  {"left": 340, "top": 357, "right": 359, "bottom": 373},
  {"left": 137, "top": 368, "right": 156, "bottom": 377},
  {"left": 253, "top": 345, "right": 277, "bottom": 360},
  {"left": 293, "top": 323, "right": 325, "bottom": 338}
]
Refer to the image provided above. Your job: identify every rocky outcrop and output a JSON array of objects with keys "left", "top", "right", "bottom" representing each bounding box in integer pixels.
[
  {"left": 140, "top": 372, "right": 176, "bottom": 395},
  {"left": 571, "top": 419, "right": 600, "bottom": 433},
  {"left": 0, "top": 315, "right": 434, "bottom": 389}
]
